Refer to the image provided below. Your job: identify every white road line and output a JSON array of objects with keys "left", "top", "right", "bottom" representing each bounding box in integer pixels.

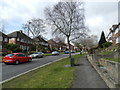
[{"left": 0, "top": 56, "right": 69, "bottom": 84}]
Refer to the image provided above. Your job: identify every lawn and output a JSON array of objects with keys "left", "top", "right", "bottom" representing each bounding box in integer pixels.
[
  {"left": 99, "top": 51, "right": 112, "bottom": 55},
  {"left": 104, "top": 58, "right": 120, "bottom": 63},
  {"left": 44, "top": 53, "right": 52, "bottom": 56},
  {"left": 44, "top": 52, "right": 65, "bottom": 56},
  {"left": 0, "top": 57, "right": 3, "bottom": 62},
  {"left": 2, "top": 54, "right": 82, "bottom": 88}
]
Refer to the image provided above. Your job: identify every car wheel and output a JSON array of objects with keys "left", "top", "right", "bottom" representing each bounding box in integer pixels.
[
  {"left": 4, "top": 63, "right": 9, "bottom": 65},
  {"left": 28, "top": 58, "right": 32, "bottom": 62},
  {"left": 41, "top": 55, "right": 44, "bottom": 58},
  {"left": 15, "top": 60, "right": 19, "bottom": 65}
]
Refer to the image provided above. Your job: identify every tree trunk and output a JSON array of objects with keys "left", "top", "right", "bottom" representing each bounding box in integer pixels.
[
  {"left": 67, "top": 36, "right": 71, "bottom": 58},
  {"left": 67, "top": 36, "right": 74, "bottom": 67}
]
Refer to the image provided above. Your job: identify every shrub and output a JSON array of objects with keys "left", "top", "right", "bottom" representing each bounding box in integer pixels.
[
  {"left": 102, "top": 42, "right": 112, "bottom": 48},
  {"left": 2, "top": 52, "right": 9, "bottom": 56},
  {"left": 13, "top": 47, "right": 22, "bottom": 53},
  {"left": 4, "top": 44, "right": 22, "bottom": 53},
  {"left": 98, "top": 31, "right": 107, "bottom": 48}
]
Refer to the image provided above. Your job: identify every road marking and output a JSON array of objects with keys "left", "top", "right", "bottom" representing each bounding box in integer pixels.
[{"left": 0, "top": 56, "right": 69, "bottom": 84}]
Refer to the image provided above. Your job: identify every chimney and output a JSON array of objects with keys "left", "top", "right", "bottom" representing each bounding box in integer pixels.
[{"left": 19, "top": 30, "right": 23, "bottom": 33}]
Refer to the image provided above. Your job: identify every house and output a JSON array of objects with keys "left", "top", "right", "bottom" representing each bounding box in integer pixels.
[
  {"left": 33, "top": 35, "right": 49, "bottom": 52},
  {"left": 0, "top": 32, "right": 9, "bottom": 51},
  {"left": 107, "top": 23, "right": 120, "bottom": 46},
  {"left": 7, "top": 30, "right": 34, "bottom": 51},
  {"left": 57, "top": 41, "right": 67, "bottom": 51},
  {"left": 0, "top": 32, "right": 12, "bottom": 54},
  {"left": 48, "top": 39, "right": 59, "bottom": 51},
  {"left": 48, "top": 39, "right": 68, "bottom": 52},
  {"left": 66, "top": 43, "right": 74, "bottom": 51}
]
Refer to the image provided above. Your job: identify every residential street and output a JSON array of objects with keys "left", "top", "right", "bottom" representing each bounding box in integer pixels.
[
  {"left": 72, "top": 55, "right": 108, "bottom": 88},
  {"left": 2, "top": 54, "right": 72, "bottom": 81}
]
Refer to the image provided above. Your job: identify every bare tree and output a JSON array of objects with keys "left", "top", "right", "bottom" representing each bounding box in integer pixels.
[
  {"left": 45, "top": 1, "right": 87, "bottom": 66},
  {"left": 0, "top": 24, "right": 6, "bottom": 33},
  {"left": 73, "top": 35, "right": 98, "bottom": 51},
  {"left": 86, "top": 35, "right": 98, "bottom": 48},
  {"left": 23, "top": 18, "right": 46, "bottom": 51}
]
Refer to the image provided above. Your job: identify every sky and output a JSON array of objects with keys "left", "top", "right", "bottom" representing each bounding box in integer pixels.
[{"left": 0, "top": 0, "right": 119, "bottom": 41}]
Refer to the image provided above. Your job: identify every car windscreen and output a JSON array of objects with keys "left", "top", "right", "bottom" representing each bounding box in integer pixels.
[
  {"left": 5, "top": 54, "right": 14, "bottom": 57},
  {"left": 34, "top": 52, "right": 41, "bottom": 54},
  {"left": 16, "top": 54, "right": 26, "bottom": 57},
  {"left": 33, "top": 52, "right": 38, "bottom": 54}
]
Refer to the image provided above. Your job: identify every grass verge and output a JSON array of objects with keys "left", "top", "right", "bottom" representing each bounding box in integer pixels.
[
  {"left": 104, "top": 58, "right": 120, "bottom": 63},
  {"left": 2, "top": 54, "right": 82, "bottom": 88},
  {"left": 44, "top": 53, "right": 52, "bottom": 56},
  {"left": 0, "top": 57, "right": 3, "bottom": 62},
  {"left": 99, "top": 51, "right": 112, "bottom": 55},
  {"left": 44, "top": 52, "right": 65, "bottom": 56}
]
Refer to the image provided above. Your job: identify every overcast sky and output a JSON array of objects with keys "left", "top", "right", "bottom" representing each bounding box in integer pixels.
[{"left": 0, "top": 0, "right": 119, "bottom": 41}]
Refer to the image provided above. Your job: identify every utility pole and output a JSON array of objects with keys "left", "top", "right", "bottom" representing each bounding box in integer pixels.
[{"left": 27, "top": 22, "right": 31, "bottom": 54}]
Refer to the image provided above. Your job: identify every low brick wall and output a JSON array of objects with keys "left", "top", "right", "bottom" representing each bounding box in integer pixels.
[{"left": 87, "top": 54, "right": 120, "bottom": 88}]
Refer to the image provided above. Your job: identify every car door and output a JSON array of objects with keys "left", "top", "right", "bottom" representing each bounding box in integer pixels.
[
  {"left": 16, "top": 54, "right": 24, "bottom": 62},
  {"left": 20, "top": 54, "right": 28, "bottom": 62},
  {"left": 22, "top": 54, "right": 29, "bottom": 62}
]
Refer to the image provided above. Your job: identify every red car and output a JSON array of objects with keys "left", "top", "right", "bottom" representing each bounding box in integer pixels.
[{"left": 2, "top": 53, "right": 32, "bottom": 65}]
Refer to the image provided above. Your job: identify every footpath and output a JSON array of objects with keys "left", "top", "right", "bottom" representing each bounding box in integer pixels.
[{"left": 72, "top": 55, "right": 109, "bottom": 88}]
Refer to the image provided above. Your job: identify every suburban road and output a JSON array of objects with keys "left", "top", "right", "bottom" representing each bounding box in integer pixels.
[{"left": 2, "top": 53, "right": 78, "bottom": 81}]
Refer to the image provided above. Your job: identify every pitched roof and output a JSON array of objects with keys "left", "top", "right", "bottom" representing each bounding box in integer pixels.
[
  {"left": 7, "top": 30, "right": 32, "bottom": 40},
  {"left": 33, "top": 35, "right": 48, "bottom": 43},
  {"left": 0, "top": 31, "right": 8, "bottom": 37}
]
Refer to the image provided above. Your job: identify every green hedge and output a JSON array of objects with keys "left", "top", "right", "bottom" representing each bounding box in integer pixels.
[{"left": 102, "top": 42, "right": 112, "bottom": 48}]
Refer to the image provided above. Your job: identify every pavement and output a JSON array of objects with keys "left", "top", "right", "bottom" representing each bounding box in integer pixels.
[{"left": 72, "top": 55, "right": 109, "bottom": 88}]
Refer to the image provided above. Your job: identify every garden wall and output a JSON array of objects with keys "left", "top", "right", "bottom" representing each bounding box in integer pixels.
[{"left": 87, "top": 54, "right": 120, "bottom": 88}]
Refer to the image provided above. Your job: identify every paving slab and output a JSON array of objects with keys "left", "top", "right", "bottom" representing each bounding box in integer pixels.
[{"left": 72, "top": 55, "right": 109, "bottom": 88}]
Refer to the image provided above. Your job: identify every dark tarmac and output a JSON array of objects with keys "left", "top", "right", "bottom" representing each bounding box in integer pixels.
[{"left": 72, "top": 55, "right": 109, "bottom": 88}]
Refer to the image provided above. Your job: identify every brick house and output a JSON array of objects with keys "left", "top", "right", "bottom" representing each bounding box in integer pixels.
[
  {"left": 7, "top": 30, "right": 34, "bottom": 51},
  {"left": 48, "top": 39, "right": 68, "bottom": 52},
  {"left": 48, "top": 39, "right": 59, "bottom": 51},
  {"left": 66, "top": 43, "right": 74, "bottom": 51},
  {"left": 0, "top": 32, "right": 9, "bottom": 52},
  {"left": 57, "top": 41, "right": 67, "bottom": 51}
]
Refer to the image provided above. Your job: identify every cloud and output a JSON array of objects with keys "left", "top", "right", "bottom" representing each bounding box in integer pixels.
[
  {"left": 0, "top": 0, "right": 118, "bottom": 40},
  {"left": 86, "top": 15, "right": 103, "bottom": 27},
  {"left": 85, "top": 1, "right": 118, "bottom": 39}
]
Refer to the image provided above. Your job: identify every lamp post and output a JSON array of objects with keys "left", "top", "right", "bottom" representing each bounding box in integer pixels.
[{"left": 27, "top": 21, "right": 31, "bottom": 55}]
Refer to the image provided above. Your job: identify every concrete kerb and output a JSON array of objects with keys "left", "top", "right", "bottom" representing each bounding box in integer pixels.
[{"left": 0, "top": 56, "right": 69, "bottom": 84}]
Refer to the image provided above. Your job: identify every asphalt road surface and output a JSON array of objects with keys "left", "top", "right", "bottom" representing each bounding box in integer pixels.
[{"left": 2, "top": 53, "right": 78, "bottom": 81}]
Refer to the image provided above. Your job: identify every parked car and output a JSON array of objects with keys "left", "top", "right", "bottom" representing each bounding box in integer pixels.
[
  {"left": 2, "top": 53, "right": 32, "bottom": 65},
  {"left": 64, "top": 51, "right": 69, "bottom": 54},
  {"left": 71, "top": 51, "right": 75, "bottom": 53},
  {"left": 29, "top": 52, "right": 44, "bottom": 58},
  {"left": 52, "top": 51, "right": 60, "bottom": 55},
  {"left": 64, "top": 51, "right": 75, "bottom": 54}
]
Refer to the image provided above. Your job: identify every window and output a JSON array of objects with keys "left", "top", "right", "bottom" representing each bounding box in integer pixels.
[
  {"left": 16, "top": 54, "right": 26, "bottom": 57},
  {"left": 0, "top": 37, "right": 3, "bottom": 41},
  {"left": 21, "top": 39, "right": 24, "bottom": 42},
  {"left": 0, "top": 45, "right": 2, "bottom": 49},
  {"left": 5, "top": 54, "right": 14, "bottom": 57},
  {"left": 17, "top": 38, "right": 20, "bottom": 41},
  {"left": 4, "top": 38, "right": 8, "bottom": 42},
  {"left": 11, "top": 38, "right": 15, "bottom": 40}
]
